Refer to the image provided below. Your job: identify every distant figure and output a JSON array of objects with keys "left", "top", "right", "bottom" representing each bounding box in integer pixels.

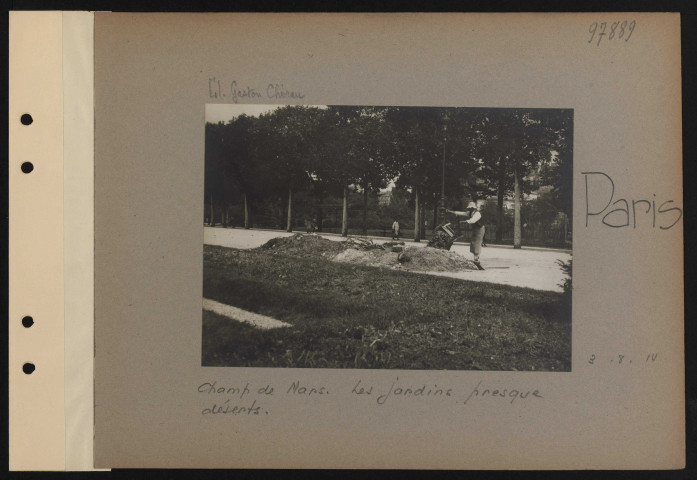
[
  {"left": 391, "top": 218, "right": 400, "bottom": 240},
  {"left": 446, "top": 202, "right": 485, "bottom": 270},
  {"left": 305, "top": 218, "right": 316, "bottom": 233}
]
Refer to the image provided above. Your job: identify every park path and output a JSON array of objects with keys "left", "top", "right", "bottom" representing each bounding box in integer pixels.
[
  {"left": 204, "top": 227, "right": 571, "bottom": 292},
  {"left": 203, "top": 298, "right": 290, "bottom": 329}
]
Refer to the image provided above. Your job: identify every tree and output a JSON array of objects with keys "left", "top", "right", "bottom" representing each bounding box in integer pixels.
[
  {"left": 473, "top": 109, "right": 555, "bottom": 247},
  {"left": 312, "top": 106, "right": 367, "bottom": 237},
  {"left": 255, "top": 106, "right": 322, "bottom": 232},
  {"left": 435, "top": 108, "right": 480, "bottom": 224},
  {"left": 218, "top": 114, "right": 259, "bottom": 228},
  {"left": 384, "top": 107, "right": 442, "bottom": 242},
  {"left": 508, "top": 110, "right": 559, "bottom": 248},
  {"left": 204, "top": 122, "right": 227, "bottom": 226},
  {"left": 471, "top": 110, "right": 513, "bottom": 241},
  {"left": 385, "top": 107, "right": 481, "bottom": 241},
  {"left": 539, "top": 109, "right": 573, "bottom": 236},
  {"left": 348, "top": 107, "right": 395, "bottom": 235}
]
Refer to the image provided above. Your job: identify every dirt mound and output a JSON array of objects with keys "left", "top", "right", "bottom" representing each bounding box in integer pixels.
[
  {"left": 335, "top": 245, "right": 477, "bottom": 271},
  {"left": 334, "top": 248, "right": 398, "bottom": 267},
  {"left": 343, "top": 237, "right": 384, "bottom": 251},
  {"left": 258, "top": 233, "right": 344, "bottom": 258},
  {"left": 396, "top": 246, "right": 477, "bottom": 271},
  {"left": 258, "top": 234, "right": 478, "bottom": 272}
]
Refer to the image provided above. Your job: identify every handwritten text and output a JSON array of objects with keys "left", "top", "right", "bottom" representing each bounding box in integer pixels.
[{"left": 208, "top": 78, "right": 306, "bottom": 103}]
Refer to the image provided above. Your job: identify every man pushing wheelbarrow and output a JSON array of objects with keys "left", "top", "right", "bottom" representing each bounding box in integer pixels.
[{"left": 445, "top": 202, "right": 485, "bottom": 270}]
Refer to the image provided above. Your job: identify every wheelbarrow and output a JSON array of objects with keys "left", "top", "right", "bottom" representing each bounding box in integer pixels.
[{"left": 427, "top": 222, "right": 460, "bottom": 251}]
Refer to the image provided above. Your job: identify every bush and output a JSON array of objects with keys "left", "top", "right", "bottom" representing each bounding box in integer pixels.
[{"left": 557, "top": 258, "right": 572, "bottom": 294}]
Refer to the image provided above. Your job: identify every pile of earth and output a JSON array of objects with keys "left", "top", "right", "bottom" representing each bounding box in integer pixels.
[
  {"left": 393, "top": 246, "right": 477, "bottom": 271},
  {"left": 257, "top": 233, "right": 478, "bottom": 272},
  {"left": 258, "top": 233, "right": 345, "bottom": 258}
]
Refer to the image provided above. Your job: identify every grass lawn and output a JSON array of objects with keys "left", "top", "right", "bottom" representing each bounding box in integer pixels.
[{"left": 202, "top": 245, "right": 571, "bottom": 371}]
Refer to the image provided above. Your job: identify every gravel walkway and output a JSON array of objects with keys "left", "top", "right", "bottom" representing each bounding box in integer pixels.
[{"left": 203, "top": 298, "right": 291, "bottom": 329}]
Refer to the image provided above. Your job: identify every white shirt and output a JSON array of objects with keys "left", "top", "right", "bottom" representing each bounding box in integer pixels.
[
  {"left": 465, "top": 211, "right": 482, "bottom": 224},
  {"left": 450, "top": 209, "right": 482, "bottom": 224}
]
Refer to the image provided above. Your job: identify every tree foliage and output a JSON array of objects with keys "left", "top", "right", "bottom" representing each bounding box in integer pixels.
[{"left": 204, "top": 105, "right": 573, "bottom": 245}]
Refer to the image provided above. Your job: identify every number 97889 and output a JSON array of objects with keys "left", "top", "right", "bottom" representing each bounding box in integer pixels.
[{"left": 588, "top": 20, "right": 636, "bottom": 46}]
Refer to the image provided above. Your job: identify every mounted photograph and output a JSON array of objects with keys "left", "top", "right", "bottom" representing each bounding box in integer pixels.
[{"left": 202, "top": 104, "right": 573, "bottom": 371}]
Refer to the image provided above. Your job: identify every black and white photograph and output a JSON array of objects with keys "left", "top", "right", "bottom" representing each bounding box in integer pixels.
[{"left": 202, "top": 104, "right": 573, "bottom": 371}]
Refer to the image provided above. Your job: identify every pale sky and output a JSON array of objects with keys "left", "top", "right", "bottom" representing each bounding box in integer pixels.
[{"left": 205, "top": 104, "right": 326, "bottom": 124}]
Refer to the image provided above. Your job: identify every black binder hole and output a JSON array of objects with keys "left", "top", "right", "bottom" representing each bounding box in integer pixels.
[
  {"left": 20, "top": 114, "right": 33, "bottom": 125},
  {"left": 21, "top": 316, "right": 34, "bottom": 328},
  {"left": 23, "top": 363, "right": 35, "bottom": 375},
  {"left": 21, "top": 162, "right": 34, "bottom": 174}
]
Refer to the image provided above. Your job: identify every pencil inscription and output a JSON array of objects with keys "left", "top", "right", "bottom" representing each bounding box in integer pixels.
[
  {"left": 198, "top": 378, "right": 545, "bottom": 417},
  {"left": 587, "top": 352, "right": 659, "bottom": 365},
  {"left": 462, "top": 380, "right": 543, "bottom": 405},
  {"left": 208, "top": 77, "right": 306, "bottom": 103}
]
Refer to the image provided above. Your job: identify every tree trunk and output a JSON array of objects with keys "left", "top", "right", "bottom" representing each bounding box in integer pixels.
[
  {"left": 317, "top": 192, "right": 324, "bottom": 232},
  {"left": 496, "top": 173, "right": 504, "bottom": 243},
  {"left": 286, "top": 186, "right": 293, "bottom": 232},
  {"left": 243, "top": 193, "right": 250, "bottom": 229},
  {"left": 210, "top": 192, "right": 214, "bottom": 226},
  {"left": 413, "top": 187, "right": 421, "bottom": 242},
  {"left": 362, "top": 186, "right": 368, "bottom": 235},
  {"left": 419, "top": 199, "right": 426, "bottom": 239},
  {"left": 433, "top": 194, "right": 439, "bottom": 228},
  {"left": 342, "top": 185, "right": 349, "bottom": 237},
  {"left": 513, "top": 166, "right": 521, "bottom": 249}
]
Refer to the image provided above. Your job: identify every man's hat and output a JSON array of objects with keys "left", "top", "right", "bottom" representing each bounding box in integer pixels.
[{"left": 467, "top": 201, "right": 477, "bottom": 209}]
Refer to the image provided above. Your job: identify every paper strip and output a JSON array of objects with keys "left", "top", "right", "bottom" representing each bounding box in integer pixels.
[{"left": 9, "top": 11, "right": 66, "bottom": 471}]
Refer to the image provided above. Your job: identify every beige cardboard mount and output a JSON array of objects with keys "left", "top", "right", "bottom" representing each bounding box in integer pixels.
[{"left": 9, "top": 12, "right": 684, "bottom": 470}]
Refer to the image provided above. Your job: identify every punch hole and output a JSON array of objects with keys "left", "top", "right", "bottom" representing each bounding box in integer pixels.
[
  {"left": 20, "top": 113, "right": 33, "bottom": 125},
  {"left": 21, "top": 162, "right": 34, "bottom": 174},
  {"left": 23, "top": 363, "right": 35, "bottom": 375},
  {"left": 22, "top": 316, "right": 34, "bottom": 328}
]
